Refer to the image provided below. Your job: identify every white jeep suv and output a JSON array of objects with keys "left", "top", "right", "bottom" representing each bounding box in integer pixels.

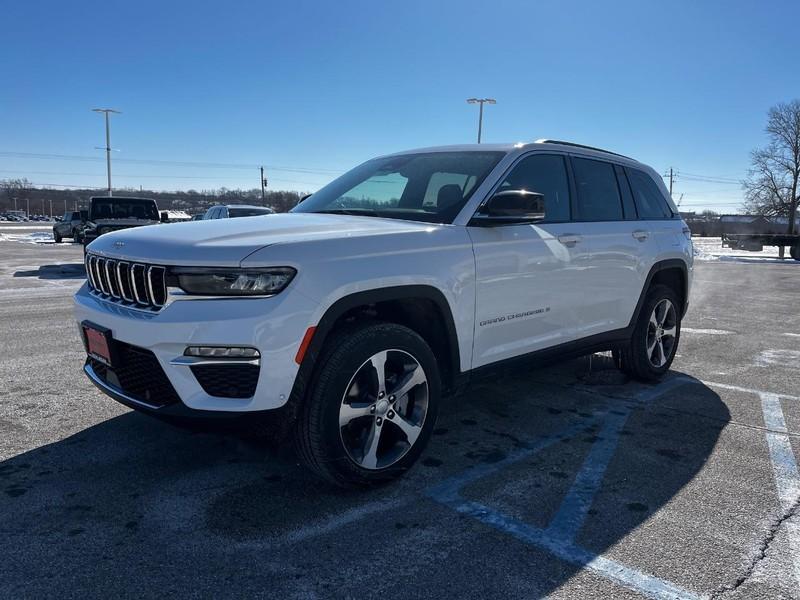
[{"left": 74, "top": 140, "right": 693, "bottom": 486}]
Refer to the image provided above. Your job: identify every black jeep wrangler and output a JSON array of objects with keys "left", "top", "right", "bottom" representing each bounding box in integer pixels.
[{"left": 81, "top": 196, "right": 162, "bottom": 249}]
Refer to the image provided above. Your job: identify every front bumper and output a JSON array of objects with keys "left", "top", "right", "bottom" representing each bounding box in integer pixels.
[{"left": 74, "top": 282, "right": 319, "bottom": 413}]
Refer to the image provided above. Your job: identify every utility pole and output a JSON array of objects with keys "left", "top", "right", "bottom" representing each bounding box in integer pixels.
[
  {"left": 260, "top": 167, "right": 267, "bottom": 203},
  {"left": 49, "top": 198, "right": 53, "bottom": 217},
  {"left": 466, "top": 98, "right": 496, "bottom": 143},
  {"left": 664, "top": 168, "right": 676, "bottom": 197},
  {"left": 26, "top": 198, "right": 29, "bottom": 218},
  {"left": 92, "top": 108, "right": 121, "bottom": 196}
]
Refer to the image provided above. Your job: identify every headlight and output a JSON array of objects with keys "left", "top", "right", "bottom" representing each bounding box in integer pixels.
[{"left": 169, "top": 267, "right": 296, "bottom": 296}]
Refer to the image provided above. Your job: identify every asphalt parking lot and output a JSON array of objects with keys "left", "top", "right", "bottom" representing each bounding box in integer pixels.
[{"left": 1, "top": 234, "right": 799, "bottom": 599}]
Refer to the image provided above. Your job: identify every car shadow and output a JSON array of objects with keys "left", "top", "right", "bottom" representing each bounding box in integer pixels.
[
  {"left": 0, "top": 359, "right": 728, "bottom": 597},
  {"left": 13, "top": 263, "right": 86, "bottom": 279}
]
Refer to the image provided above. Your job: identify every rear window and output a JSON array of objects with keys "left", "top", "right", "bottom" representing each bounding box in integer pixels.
[
  {"left": 572, "top": 157, "right": 624, "bottom": 221},
  {"left": 91, "top": 199, "right": 158, "bottom": 221},
  {"left": 626, "top": 168, "right": 673, "bottom": 219},
  {"left": 228, "top": 207, "right": 273, "bottom": 218}
]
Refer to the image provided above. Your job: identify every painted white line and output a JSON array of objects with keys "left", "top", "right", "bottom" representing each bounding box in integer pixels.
[
  {"left": 783, "top": 333, "right": 800, "bottom": 338},
  {"left": 759, "top": 392, "right": 800, "bottom": 588},
  {"left": 681, "top": 327, "right": 733, "bottom": 335},
  {"left": 701, "top": 380, "right": 800, "bottom": 402},
  {"left": 284, "top": 497, "right": 407, "bottom": 544}
]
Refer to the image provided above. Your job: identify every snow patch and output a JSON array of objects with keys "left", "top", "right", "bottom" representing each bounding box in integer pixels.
[
  {"left": 755, "top": 349, "right": 800, "bottom": 368},
  {"left": 692, "top": 237, "right": 799, "bottom": 263}
]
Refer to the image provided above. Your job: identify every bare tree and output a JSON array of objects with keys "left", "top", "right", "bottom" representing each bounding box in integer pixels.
[
  {"left": 743, "top": 100, "right": 800, "bottom": 236},
  {"left": 0, "top": 178, "right": 33, "bottom": 211}
]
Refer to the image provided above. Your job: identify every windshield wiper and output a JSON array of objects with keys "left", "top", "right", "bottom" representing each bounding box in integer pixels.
[{"left": 314, "top": 208, "right": 381, "bottom": 217}]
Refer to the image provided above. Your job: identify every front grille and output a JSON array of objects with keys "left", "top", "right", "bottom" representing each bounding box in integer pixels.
[
  {"left": 87, "top": 341, "right": 180, "bottom": 407},
  {"left": 190, "top": 364, "right": 260, "bottom": 398},
  {"left": 85, "top": 253, "right": 167, "bottom": 311}
]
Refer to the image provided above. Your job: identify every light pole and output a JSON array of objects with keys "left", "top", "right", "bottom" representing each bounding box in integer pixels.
[
  {"left": 466, "top": 98, "right": 496, "bottom": 143},
  {"left": 92, "top": 108, "right": 121, "bottom": 196}
]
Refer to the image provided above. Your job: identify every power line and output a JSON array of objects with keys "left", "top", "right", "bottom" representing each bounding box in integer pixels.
[
  {"left": 0, "top": 169, "right": 326, "bottom": 187},
  {"left": 0, "top": 151, "right": 344, "bottom": 175}
]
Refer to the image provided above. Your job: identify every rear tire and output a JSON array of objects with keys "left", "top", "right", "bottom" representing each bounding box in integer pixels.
[
  {"left": 790, "top": 245, "right": 800, "bottom": 261},
  {"left": 294, "top": 322, "right": 440, "bottom": 487},
  {"left": 53, "top": 231, "right": 62, "bottom": 243},
  {"left": 615, "top": 284, "right": 681, "bottom": 382}
]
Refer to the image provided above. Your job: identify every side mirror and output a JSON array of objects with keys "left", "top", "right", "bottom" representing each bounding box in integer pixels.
[{"left": 470, "top": 190, "right": 545, "bottom": 226}]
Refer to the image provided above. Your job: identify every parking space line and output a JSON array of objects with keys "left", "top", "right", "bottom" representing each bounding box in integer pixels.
[
  {"left": 759, "top": 392, "right": 800, "bottom": 587},
  {"left": 445, "top": 498, "right": 703, "bottom": 600},
  {"left": 427, "top": 377, "right": 703, "bottom": 600},
  {"left": 704, "top": 381, "right": 800, "bottom": 402},
  {"left": 545, "top": 409, "right": 628, "bottom": 543}
]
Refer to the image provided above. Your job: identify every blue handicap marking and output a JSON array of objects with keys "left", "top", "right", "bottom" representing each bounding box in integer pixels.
[{"left": 426, "top": 377, "right": 706, "bottom": 600}]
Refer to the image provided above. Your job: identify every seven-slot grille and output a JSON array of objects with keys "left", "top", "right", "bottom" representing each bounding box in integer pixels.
[{"left": 85, "top": 253, "right": 167, "bottom": 310}]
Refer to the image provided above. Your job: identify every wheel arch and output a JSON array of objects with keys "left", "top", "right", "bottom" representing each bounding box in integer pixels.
[
  {"left": 286, "top": 285, "right": 462, "bottom": 422},
  {"left": 628, "top": 259, "right": 689, "bottom": 329}
]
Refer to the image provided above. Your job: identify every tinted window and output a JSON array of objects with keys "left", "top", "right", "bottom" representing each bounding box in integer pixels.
[
  {"left": 627, "top": 168, "right": 672, "bottom": 219},
  {"left": 91, "top": 199, "right": 158, "bottom": 220},
  {"left": 572, "top": 158, "right": 624, "bottom": 221},
  {"left": 495, "top": 154, "right": 571, "bottom": 222},
  {"left": 229, "top": 207, "right": 274, "bottom": 217}
]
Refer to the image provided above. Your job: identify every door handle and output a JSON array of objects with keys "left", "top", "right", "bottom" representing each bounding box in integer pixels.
[
  {"left": 632, "top": 230, "right": 649, "bottom": 241},
  {"left": 557, "top": 234, "right": 581, "bottom": 247}
]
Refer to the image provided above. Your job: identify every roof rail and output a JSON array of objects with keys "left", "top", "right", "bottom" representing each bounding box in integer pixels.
[{"left": 534, "top": 139, "right": 633, "bottom": 160}]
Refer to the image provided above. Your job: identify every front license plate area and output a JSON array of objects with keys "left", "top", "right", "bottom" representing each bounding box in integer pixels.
[{"left": 82, "top": 321, "right": 116, "bottom": 367}]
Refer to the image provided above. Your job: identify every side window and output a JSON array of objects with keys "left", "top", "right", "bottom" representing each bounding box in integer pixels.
[
  {"left": 626, "top": 168, "right": 672, "bottom": 219},
  {"left": 495, "top": 154, "right": 571, "bottom": 222},
  {"left": 63, "top": 212, "right": 72, "bottom": 221},
  {"left": 614, "top": 164, "right": 637, "bottom": 220},
  {"left": 572, "top": 157, "right": 624, "bottom": 221}
]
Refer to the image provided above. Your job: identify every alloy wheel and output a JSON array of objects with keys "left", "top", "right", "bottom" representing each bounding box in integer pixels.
[
  {"left": 338, "top": 349, "right": 429, "bottom": 470},
  {"left": 646, "top": 298, "right": 677, "bottom": 368}
]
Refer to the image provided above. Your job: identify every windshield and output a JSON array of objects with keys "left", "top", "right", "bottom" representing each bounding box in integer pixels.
[
  {"left": 291, "top": 151, "right": 505, "bottom": 224},
  {"left": 91, "top": 199, "right": 158, "bottom": 221},
  {"left": 229, "top": 207, "right": 273, "bottom": 217}
]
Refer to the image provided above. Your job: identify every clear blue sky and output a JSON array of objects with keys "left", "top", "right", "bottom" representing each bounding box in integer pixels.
[{"left": 2, "top": 0, "right": 798, "bottom": 212}]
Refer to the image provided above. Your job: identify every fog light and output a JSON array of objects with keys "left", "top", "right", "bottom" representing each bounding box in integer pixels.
[{"left": 184, "top": 346, "right": 260, "bottom": 358}]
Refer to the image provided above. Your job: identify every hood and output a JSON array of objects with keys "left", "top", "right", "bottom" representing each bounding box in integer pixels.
[{"left": 85, "top": 212, "right": 438, "bottom": 266}]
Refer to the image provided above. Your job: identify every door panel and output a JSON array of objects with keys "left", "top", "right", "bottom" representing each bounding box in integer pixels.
[
  {"left": 576, "top": 221, "right": 650, "bottom": 336},
  {"left": 469, "top": 223, "right": 590, "bottom": 367}
]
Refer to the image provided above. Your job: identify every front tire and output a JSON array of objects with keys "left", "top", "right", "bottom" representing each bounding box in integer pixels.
[
  {"left": 53, "top": 231, "right": 62, "bottom": 243},
  {"left": 294, "top": 322, "right": 440, "bottom": 487},
  {"left": 615, "top": 284, "right": 681, "bottom": 382},
  {"left": 790, "top": 245, "right": 800, "bottom": 261}
]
